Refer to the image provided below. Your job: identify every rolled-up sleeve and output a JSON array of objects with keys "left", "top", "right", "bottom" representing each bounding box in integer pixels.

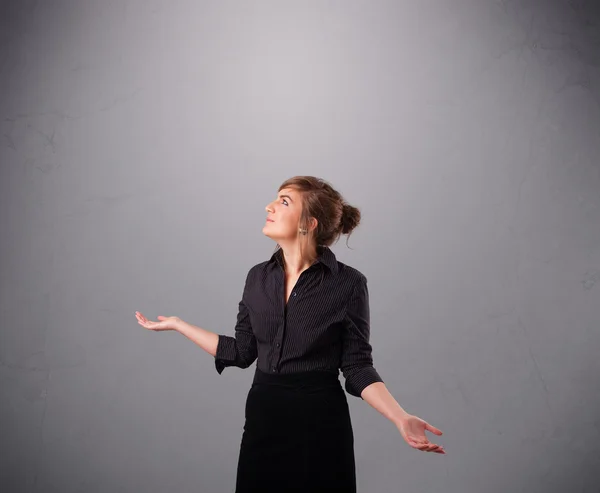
[
  {"left": 341, "top": 275, "right": 383, "bottom": 398},
  {"left": 214, "top": 269, "right": 258, "bottom": 374}
]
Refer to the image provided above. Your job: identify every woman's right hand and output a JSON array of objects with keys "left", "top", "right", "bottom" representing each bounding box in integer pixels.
[{"left": 135, "top": 311, "right": 181, "bottom": 332}]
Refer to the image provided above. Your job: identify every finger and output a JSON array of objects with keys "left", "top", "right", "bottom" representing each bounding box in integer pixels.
[
  {"left": 425, "top": 422, "right": 443, "bottom": 436},
  {"left": 409, "top": 439, "right": 428, "bottom": 449},
  {"left": 410, "top": 441, "right": 430, "bottom": 451},
  {"left": 431, "top": 444, "right": 446, "bottom": 453},
  {"left": 429, "top": 447, "right": 444, "bottom": 454},
  {"left": 419, "top": 440, "right": 441, "bottom": 453}
]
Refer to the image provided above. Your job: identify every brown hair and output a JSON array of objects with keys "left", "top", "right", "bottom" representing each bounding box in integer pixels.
[{"left": 274, "top": 176, "right": 361, "bottom": 262}]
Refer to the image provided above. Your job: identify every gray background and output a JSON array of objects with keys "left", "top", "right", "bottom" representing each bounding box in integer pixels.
[{"left": 1, "top": 1, "right": 600, "bottom": 492}]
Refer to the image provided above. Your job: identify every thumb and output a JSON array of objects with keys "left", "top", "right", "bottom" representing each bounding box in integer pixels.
[
  {"left": 425, "top": 422, "right": 443, "bottom": 436},
  {"left": 157, "top": 316, "right": 167, "bottom": 320}
]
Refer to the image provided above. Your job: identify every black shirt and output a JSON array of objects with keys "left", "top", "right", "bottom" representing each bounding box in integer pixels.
[{"left": 214, "top": 245, "right": 384, "bottom": 399}]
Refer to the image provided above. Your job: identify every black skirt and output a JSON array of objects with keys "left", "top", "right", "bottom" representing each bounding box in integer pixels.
[{"left": 235, "top": 368, "right": 356, "bottom": 493}]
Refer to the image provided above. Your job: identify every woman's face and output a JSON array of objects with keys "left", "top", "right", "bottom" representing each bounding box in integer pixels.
[{"left": 263, "top": 187, "right": 303, "bottom": 242}]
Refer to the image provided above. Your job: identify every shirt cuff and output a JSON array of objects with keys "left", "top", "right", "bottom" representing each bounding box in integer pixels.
[
  {"left": 214, "top": 335, "right": 237, "bottom": 374},
  {"left": 345, "top": 366, "right": 384, "bottom": 399}
]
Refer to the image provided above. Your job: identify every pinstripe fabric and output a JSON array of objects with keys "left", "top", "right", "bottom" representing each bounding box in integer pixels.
[{"left": 215, "top": 246, "right": 383, "bottom": 399}]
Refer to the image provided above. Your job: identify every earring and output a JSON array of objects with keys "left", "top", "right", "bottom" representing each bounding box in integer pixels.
[{"left": 299, "top": 228, "right": 308, "bottom": 235}]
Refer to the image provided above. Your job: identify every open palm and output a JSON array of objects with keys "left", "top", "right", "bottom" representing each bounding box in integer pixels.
[
  {"left": 397, "top": 414, "right": 445, "bottom": 454},
  {"left": 135, "top": 311, "right": 180, "bottom": 332}
]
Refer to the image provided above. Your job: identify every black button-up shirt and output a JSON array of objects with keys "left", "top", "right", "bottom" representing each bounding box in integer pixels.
[{"left": 214, "top": 246, "right": 383, "bottom": 399}]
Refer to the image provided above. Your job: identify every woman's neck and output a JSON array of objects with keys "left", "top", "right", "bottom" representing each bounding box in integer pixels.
[{"left": 278, "top": 244, "right": 318, "bottom": 275}]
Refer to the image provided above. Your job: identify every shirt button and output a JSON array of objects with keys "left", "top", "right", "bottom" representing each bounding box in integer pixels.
[
  {"left": 276, "top": 342, "right": 281, "bottom": 348},
  {"left": 271, "top": 367, "right": 277, "bottom": 372},
  {"left": 292, "top": 292, "right": 297, "bottom": 297}
]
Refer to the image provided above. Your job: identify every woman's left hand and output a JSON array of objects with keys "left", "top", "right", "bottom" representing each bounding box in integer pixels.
[{"left": 396, "top": 414, "right": 446, "bottom": 454}]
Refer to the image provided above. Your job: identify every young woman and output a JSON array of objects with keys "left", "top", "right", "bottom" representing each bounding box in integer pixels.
[{"left": 136, "top": 176, "right": 445, "bottom": 492}]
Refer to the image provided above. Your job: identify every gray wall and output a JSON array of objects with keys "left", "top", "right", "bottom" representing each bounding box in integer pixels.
[{"left": 1, "top": 1, "right": 599, "bottom": 492}]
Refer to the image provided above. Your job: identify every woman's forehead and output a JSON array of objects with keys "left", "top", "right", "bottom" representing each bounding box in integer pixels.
[{"left": 278, "top": 188, "right": 300, "bottom": 199}]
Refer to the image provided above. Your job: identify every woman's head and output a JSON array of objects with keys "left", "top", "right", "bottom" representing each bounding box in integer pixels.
[{"left": 263, "top": 176, "right": 361, "bottom": 257}]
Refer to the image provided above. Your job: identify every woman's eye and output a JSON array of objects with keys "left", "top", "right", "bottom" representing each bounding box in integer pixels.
[{"left": 282, "top": 199, "right": 288, "bottom": 206}]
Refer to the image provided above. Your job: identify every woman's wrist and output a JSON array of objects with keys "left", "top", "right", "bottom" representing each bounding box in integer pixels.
[
  {"left": 393, "top": 410, "right": 411, "bottom": 427},
  {"left": 174, "top": 317, "right": 186, "bottom": 333}
]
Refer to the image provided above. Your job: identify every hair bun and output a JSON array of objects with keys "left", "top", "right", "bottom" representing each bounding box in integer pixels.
[{"left": 340, "top": 203, "right": 361, "bottom": 235}]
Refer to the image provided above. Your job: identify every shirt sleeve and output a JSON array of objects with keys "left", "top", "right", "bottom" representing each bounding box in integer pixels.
[
  {"left": 214, "top": 269, "right": 258, "bottom": 374},
  {"left": 340, "top": 275, "right": 384, "bottom": 398}
]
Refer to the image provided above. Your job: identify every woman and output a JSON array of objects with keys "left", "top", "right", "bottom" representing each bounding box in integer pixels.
[{"left": 136, "top": 176, "right": 445, "bottom": 492}]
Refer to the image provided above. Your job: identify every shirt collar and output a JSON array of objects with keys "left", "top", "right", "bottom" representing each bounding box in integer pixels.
[{"left": 270, "top": 245, "right": 338, "bottom": 274}]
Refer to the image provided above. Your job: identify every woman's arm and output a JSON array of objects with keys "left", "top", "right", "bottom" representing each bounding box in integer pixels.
[
  {"left": 211, "top": 268, "right": 258, "bottom": 373},
  {"left": 360, "top": 381, "right": 409, "bottom": 424},
  {"left": 137, "top": 310, "right": 257, "bottom": 371},
  {"left": 175, "top": 319, "right": 219, "bottom": 357},
  {"left": 211, "top": 295, "right": 257, "bottom": 373},
  {"left": 340, "top": 275, "right": 384, "bottom": 397},
  {"left": 362, "top": 382, "right": 445, "bottom": 454},
  {"left": 136, "top": 268, "right": 257, "bottom": 373},
  {"left": 341, "top": 275, "right": 446, "bottom": 454}
]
